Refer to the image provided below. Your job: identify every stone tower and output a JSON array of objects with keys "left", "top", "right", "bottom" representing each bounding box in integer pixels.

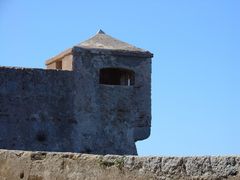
[{"left": 0, "top": 30, "right": 153, "bottom": 155}]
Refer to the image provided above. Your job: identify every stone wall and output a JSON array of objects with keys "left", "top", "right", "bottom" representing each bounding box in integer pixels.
[
  {"left": 0, "top": 47, "right": 151, "bottom": 155},
  {"left": 72, "top": 48, "right": 152, "bottom": 138},
  {"left": 0, "top": 63, "right": 149, "bottom": 155},
  {"left": 0, "top": 149, "right": 239, "bottom": 180},
  {"left": 0, "top": 67, "right": 75, "bottom": 152},
  {"left": 71, "top": 47, "right": 151, "bottom": 155}
]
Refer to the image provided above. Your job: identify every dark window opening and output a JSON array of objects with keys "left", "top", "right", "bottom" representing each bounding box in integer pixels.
[
  {"left": 56, "top": 61, "right": 62, "bottom": 70},
  {"left": 99, "top": 68, "right": 135, "bottom": 86}
]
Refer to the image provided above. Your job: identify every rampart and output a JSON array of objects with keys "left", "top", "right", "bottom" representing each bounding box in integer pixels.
[
  {"left": 0, "top": 31, "right": 153, "bottom": 155},
  {"left": 0, "top": 67, "right": 75, "bottom": 152},
  {"left": 0, "top": 149, "right": 239, "bottom": 180},
  {"left": 0, "top": 57, "right": 145, "bottom": 154}
]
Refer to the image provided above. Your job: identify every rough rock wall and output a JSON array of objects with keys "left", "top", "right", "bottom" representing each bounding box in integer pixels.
[
  {"left": 0, "top": 67, "right": 75, "bottom": 152},
  {"left": 0, "top": 149, "right": 239, "bottom": 180},
  {"left": 72, "top": 47, "right": 151, "bottom": 155},
  {"left": 0, "top": 64, "right": 148, "bottom": 155},
  {"left": 0, "top": 48, "right": 152, "bottom": 155}
]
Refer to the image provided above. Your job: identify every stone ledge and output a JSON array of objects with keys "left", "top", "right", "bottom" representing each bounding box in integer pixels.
[
  {"left": 0, "top": 149, "right": 239, "bottom": 180},
  {"left": 0, "top": 66, "right": 72, "bottom": 72}
]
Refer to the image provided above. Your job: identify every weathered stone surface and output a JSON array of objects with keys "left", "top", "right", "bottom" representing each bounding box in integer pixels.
[
  {"left": 45, "top": 30, "right": 153, "bottom": 67},
  {"left": 0, "top": 47, "right": 151, "bottom": 155},
  {"left": 71, "top": 47, "right": 152, "bottom": 155},
  {"left": 77, "top": 30, "right": 153, "bottom": 58},
  {"left": 0, "top": 31, "right": 152, "bottom": 155},
  {"left": 0, "top": 67, "right": 75, "bottom": 152},
  {"left": 0, "top": 149, "right": 239, "bottom": 180}
]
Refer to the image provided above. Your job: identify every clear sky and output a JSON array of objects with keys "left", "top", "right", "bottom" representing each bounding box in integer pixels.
[{"left": 1, "top": 0, "right": 240, "bottom": 156}]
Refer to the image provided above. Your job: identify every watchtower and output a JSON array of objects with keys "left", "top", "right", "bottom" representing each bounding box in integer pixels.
[
  {"left": 0, "top": 30, "right": 153, "bottom": 155},
  {"left": 45, "top": 30, "right": 153, "bottom": 154}
]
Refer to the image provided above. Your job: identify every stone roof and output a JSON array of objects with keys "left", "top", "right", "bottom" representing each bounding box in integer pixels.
[
  {"left": 77, "top": 30, "right": 148, "bottom": 52},
  {"left": 46, "top": 30, "right": 153, "bottom": 65}
]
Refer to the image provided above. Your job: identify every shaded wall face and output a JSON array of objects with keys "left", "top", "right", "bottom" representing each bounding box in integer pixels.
[
  {"left": 72, "top": 48, "right": 151, "bottom": 155},
  {"left": 0, "top": 67, "right": 74, "bottom": 152}
]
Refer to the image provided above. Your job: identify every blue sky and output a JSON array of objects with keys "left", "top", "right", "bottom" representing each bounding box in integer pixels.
[{"left": 1, "top": 0, "right": 240, "bottom": 156}]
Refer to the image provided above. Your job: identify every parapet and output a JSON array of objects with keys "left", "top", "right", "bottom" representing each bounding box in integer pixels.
[{"left": 0, "top": 149, "right": 239, "bottom": 180}]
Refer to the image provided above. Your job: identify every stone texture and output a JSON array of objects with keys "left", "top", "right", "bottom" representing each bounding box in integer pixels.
[
  {"left": 0, "top": 67, "right": 75, "bottom": 152},
  {"left": 71, "top": 47, "right": 152, "bottom": 155},
  {"left": 45, "top": 30, "right": 153, "bottom": 68},
  {"left": 0, "top": 34, "right": 152, "bottom": 155},
  {"left": 78, "top": 30, "right": 150, "bottom": 53},
  {"left": 0, "top": 149, "right": 240, "bottom": 180}
]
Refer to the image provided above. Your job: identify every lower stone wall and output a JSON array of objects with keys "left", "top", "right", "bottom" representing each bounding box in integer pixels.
[
  {"left": 0, "top": 67, "right": 75, "bottom": 152},
  {"left": 0, "top": 149, "right": 239, "bottom": 180}
]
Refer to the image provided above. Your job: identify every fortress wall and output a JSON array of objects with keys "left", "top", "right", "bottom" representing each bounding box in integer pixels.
[
  {"left": 72, "top": 51, "right": 137, "bottom": 155},
  {"left": 0, "top": 149, "right": 239, "bottom": 180},
  {"left": 71, "top": 49, "right": 153, "bottom": 155},
  {"left": 0, "top": 67, "right": 75, "bottom": 152}
]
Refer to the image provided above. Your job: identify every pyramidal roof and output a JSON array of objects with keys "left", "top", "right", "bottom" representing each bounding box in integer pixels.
[
  {"left": 46, "top": 30, "right": 153, "bottom": 65},
  {"left": 77, "top": 30, "right": 148, "bottom": 53}
]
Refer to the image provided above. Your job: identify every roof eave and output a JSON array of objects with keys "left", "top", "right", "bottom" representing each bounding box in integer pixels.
[
  {"left": 73, "top": 46, "right": 153, "bottom": 58},
  {"left": 45, "top": 48, "right": 73, "bottom": 65}
]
